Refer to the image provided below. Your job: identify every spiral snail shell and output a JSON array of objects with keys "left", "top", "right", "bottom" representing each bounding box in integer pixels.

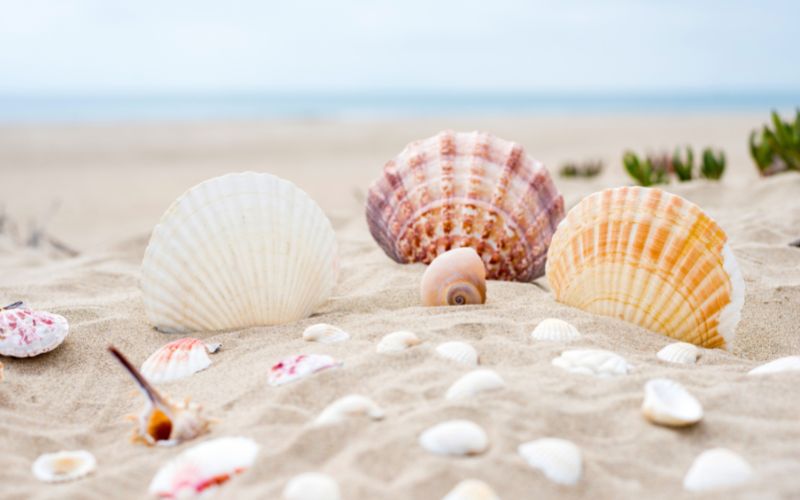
[{"left": 420, "top": 248, "right": 487, "bottom": 306}]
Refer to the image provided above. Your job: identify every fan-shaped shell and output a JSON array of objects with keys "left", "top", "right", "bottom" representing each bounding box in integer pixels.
[
  {"left": 546, "top": 187, "right": 745, "bottom": 349},
  {"left": 419, "top": 420, "right": 489, "bottom": 456},
  {"left": 642, "top": 378, "right": 703, "bottom": 427},
  {"left": 32, "top": 450, "right": 96, "bottom": 483},
  {"left": 552, "top": 349, "right": 632, "bottom": 377},
  {"left": 0, "top": 302, "right": 69, "bottom": 358},
  {"left": 269, "top": 354, "right": 342, "bottom": 387},
  {"left": 436, "top": 341, "right": 479, "bottom": 366},
  {"left": 442, "top": 479, "right": 500, "bottom": 500},
  {"left": 149, "top": 437, "right": 259, "bottom": 498},
  {"left": 376, "top": 330, "right": 421, "bottom": 353},
  {"left": 366, "top": 130, "right": 565, "bottom": 282},
  {"left": 683, "top": 448, "right": 753, "bottom": 492},
  {"left": 283, "top": 472, "right": 342, "bottom": 500},
  {"left": 748, "top": 355, "right": 800, "bottom": 375},
  {"left": 140, "top": 172, "right": 338, "bottom": 333},
  {"left": 141, "top": 338, "right": 221, "bottom": 383},
  {"left": 518, "top": 438, "right": 582, "bottom": 486},
  {"left": 302, "top": 323, "right": 350, "bottom": 344},
  {"left": 312, "top": 394, "right": 385, "bottom": 426},
  {"left": 530, "top": 318, "right": 581, "bottom": 342},
  {"left": 657, "top": 342, "right": 700, "bottom": 365},
  {"left": 421, "top": 248, "right": 486, "bottom": 306},
  {"left": 445, "top": 369, "right": 506, "bottom": 400}
]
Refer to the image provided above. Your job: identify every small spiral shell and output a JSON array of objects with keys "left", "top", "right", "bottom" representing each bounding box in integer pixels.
[{"left": 421, "top": 248, "right": 487, "bottom": 306}]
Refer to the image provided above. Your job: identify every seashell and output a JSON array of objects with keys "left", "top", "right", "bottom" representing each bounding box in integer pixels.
[
  {"left": 0, "top": 301, "right": 69, "bottom": 357},
  {"left": 442, "top": 479, "right": 500, "bottom": 500},
  {"left": 376, "top": 330, "right": 421, "bottom": 353},
  {"left": 312, "top": 394, "right": 385, "bottom": 426},
  {"left": 268, "top": 354, "right": 342, "bottom": 387},
  {"left": 445, "top": 369, "right": 506, "bottom": 400},
  {"left": 748, "top": 355, "right": 800, "bottom": 375},
  {"left": 518, "top": 438, "right": 582, "bottom": 486},
  {"left": 282, "top": 472, "right": 342, "bottom": 500},
  {"left": 109, "top": 346, "right": 212, "bottom": 446},
  {"left": 546, "top": 187, "right": 745, "bottom": 349},
  {"left": 436, "top": 341, "right": 479, "bottom": 366},
  {"left": 366, "top": 130, "right": 565, "bottom": 282},
  {"left": 421, "top": 248, "right": 486, "bottom": 306},
  {"left": 0, "top": 361, "right": 4, "bottom": 382},
  {"left": 32, "top": 450, "right": 96, "bottom": 483},
  {"left": 683, "top": 448, "right": 753, "bottom": 492},
  {"left": 530, "top": 318, "right": 581, "bottom": 342},
  {"left": 552, "top": 349, "right": 632, "bottom": 377},
  {"left": 149, "top": 436, "right": 259, "bottom": 498},
  {"left": 641, "top": 378, "right": 703, "bottom": 427},
  {"left": 140, "top": 172, "right": 338, "bottom": 333},
  {"left": 419, "top": 419, "right": 489, "bottom": 456},
  {"left": 656, "top": 342, "right": 700, "bottom": 365},
  {"left": 302, "top": 323, "right": 350, "bottom": 344},
  {"left": 140, "top": 337, "right": 221, "bottom": 384}
]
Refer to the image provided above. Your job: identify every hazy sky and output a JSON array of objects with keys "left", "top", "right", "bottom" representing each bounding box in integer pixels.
[{"left": 0, "top": 0, "right": 797, "bottom": 93}]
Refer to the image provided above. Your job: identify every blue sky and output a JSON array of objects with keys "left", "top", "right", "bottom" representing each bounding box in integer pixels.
[{"left": 0, "top": 0, "right": 798, "bottom": 94}]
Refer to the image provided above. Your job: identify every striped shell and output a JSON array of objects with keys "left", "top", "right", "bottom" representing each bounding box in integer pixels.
[
  {"left": 530, "top": 318, "right": 581, "bottom": 342},
  {"left": 141, "top": 172, "right": 338, "bottom": 333},
  {"left": 436, "top": 341, "right": 479, "bottom": 366},
  {"left": 376, "top": 330, "right": 421, "bottom": 353},
  {"left": 141, "top": 338, "right": 221, "bottom": 384},
  {"left": 657, "top": 342, "right": 700, "bottom": 365},
  {"left": 366, "top": 130, "right": 565, "bottom": 281},
  {"left": 268, "top": 354, "right": 342, "bottom": 387},
  {"left": 0, "top": 302, "right": 69, "bottom": 358},
  {"left": 546, "top": 187, "right": 745, "bottom": 349}
]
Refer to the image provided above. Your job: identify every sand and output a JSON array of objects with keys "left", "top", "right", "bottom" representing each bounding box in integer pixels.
[{"left": 0, "top": 115, "right": 798, "bottom": 499}]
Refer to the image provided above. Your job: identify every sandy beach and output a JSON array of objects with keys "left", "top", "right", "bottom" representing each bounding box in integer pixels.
[{"left": 0, "top": 114, "right": 798, "bottom": 499}]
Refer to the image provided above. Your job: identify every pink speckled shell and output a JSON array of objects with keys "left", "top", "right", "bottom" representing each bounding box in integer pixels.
[
  {"left": 0, "top": 305, "right": 69, "bottom": 357},
  {"left": 366, "top": 130, "right": 565, "bottom": 281},
  {"left": 268, "top": 354, "right": 341, "bottom": 387},
  {"left": 140, "top": 338, "right": 219, "bottom": 384}
]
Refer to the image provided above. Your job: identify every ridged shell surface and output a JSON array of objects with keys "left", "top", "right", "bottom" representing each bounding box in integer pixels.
[
  {"left": 683, "top": 448, "right": 753, "bottom": 492},
  {"left": 141, "top": 172, "right": 338, "bottom": 333},
  {"left": 442, "top": 479, "right": 500, "bottom": 500},
  {"left": 312, "top": 394, "right": 385, "bottom": 426},
  {"left": 436, "top": 341, "right": 479, "bottom": 366},
  {"left": 419, "top": 420, "right": 489, "bottom": 456},
  {"left": 546, "top": 187, "right": 745, "bottom": 349},
  {"left": 366, "top": 130, "right": 565, "bottom": 281},
  {"left": 140, "top": 338, "right": 220, "bottom": 383},
  {"left": 445, "top": 369, "right": 506, "bottom": 400},
  {"left": 657, "top": 342, "right": 700, "bottom": 365},
  {"left": 518, "top": 438, "right": 582, "bottom": 486},
  {"left": 748, "top": 355, "right": 800, "bottom": 375},
  {"left": 32, "top": 450, "right": 96, "bottom": 483},
  {"left": 552, "top": 349, "right": 632, "bottom": 377},
  {"left": 376, "top": 330, "right": 421, "bottom": 353},
  {"left": 283, "top": 472, "right": 342, "bottom": 500},
  {"left": 302, "top": 323, "right": 350, "bottom": 344},
  {"left": 0, "top": 303, "right": 68, "bottom": 358},
  {"left": 268, "top": 354, "right": 342, "bottom": 387},
  {"left": 530, "top": 318, "right": 581, "bottom": 342}
]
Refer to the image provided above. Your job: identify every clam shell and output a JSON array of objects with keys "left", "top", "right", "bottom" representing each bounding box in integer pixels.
[
  {"left": 140, "top": 172, "right": 338, "bottom": 333},
  {"left": 656, "top": 342, "right": 700, "bottom": 365},
  {"left": 748, "top": 355, "right": 800, "bottom": 375},
  {"left": 32, "top": 450, "right": 96, "bottom": 483},
  {"left": 546, "top": 187, "right": 745, "bottom": 349},
  {"left": 518, "top": 438, "right": 582, "bottom": 486},
  {"left": 141, "top": 338, "right": 221, "bottom": 384},
  {"left": 530, "top": 318, "right": 581, "bottom": 342},
  {"left": 149, "top": 437, "right": 259, "bottom": 498},
  {"left": 312, "top": 394, "right": 385, "bottom": 426},
  {"left": 442, "top": 479, "right": 500, "bottom": 500},
  {"left": 283, "top": 472, "right": 341, "bottom": 500},
  {"left": 302, "top": 323, "right": 350, "bottom": 344},
  {"left": 366, "top": 130, "right": 565, "bottom": 282},
  {"left": 552, "top": 349, "right": 632, "bottom": 377},
  {"left": 269, "top": 354, "right": 342, "bottom": 387},
  {"left": 376, "top": 330, "right": 421, "bottom": 353},
  {"left": 419, "top": 420, "right": 489, "bottom": 456},
  {"left": 436, "top": 341, "right": 479, "bottom": 366},
  {"left": 683, "top": 448, "right": 753, "bottom": 492},
  {"left": 421, "top": 248, "right": 486, "bottom": 306},
  {"left": 0, "top": 302, "right": 69, "bottom": 358},
  {"left": 445, "top": 369, "right": 506, "bottom": 400},
  {"left": 642, "top": 378, "right": 703, "bottom": 427}
]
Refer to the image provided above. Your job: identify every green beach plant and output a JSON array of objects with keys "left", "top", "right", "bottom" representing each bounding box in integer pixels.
[
  {"left": 559, "top": 160, "right": 604, "bottom": 178},
  {"left": 749, "top": 109, "right": 800, "bottom": 176},
  {"left": 623, "top": 146, "right": 725, "bottom": 186}
]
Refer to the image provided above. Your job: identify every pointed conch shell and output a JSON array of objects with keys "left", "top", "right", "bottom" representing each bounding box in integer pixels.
[
  {"left": 269, "top": 354, "right": 342, "bottom": 387},
  {"left": 530, "top": 318, "right": 581, "bottom": 342},
  {"left": 748, "top": 355, "right": 800, "bottom": 375},
  {"left": 140, "top": 337, "right": 221, "bottom": 384},
  {"left": 419, "top": 420, "right": 489, "bottom": 456},
  {"left": 656, "top": 342, "right": 700, "bottom": 365},
  {"left": 421, "top": 248, "right": 486, "bottom": 306},
  {"left": 32, "top": 450, "right": 96, "bottom": 483},
  {"left": 140, "top": 172, "right": 338, "bottom": 333},
  {"left": 366, "top": 130, "right": 565, "bottom": 282},
  {"left": 109, "top": 346, "right": 212, "bottom": 446},
  {"left": 551, "top": 349, "right": 632, "bottom": 377},
  {"left": 376, "top": 330, "right": 421, "bottom": 353},
  {"left": 445, "top": 369, "right": 506, "bottom": 400},
  {"left": 442, "top": 479, "right": 500, "bottom": 500},
  {"left": 642, "top": 378, "right": 703, "bottom": 427},
  {"left": 283, "top": 472, "right": 342, "bottom": 500},
  {"left": 0, "top": 301, "right": 69, "bottom": 357},
  {"left": 302, "top": 323, "right": 350, "bottom": 344},
  {"left": 683, "top": 448, "right": 753, "bottom": 492},
  {"left": 518, "top": 438, "right": 582, "bottom": 486},
  {"left": 436, "top": 341, "right": 479, "bottom": 366},
  {"left": 312, "top": 394, "right": 385, "bottom": 426}
]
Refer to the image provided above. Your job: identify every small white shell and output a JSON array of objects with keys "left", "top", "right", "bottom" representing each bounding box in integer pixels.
[
  {"left": 445, "top": 369, "right": 506, "bottom": 400},
  {"left": 551, "top": 349, "right": 631, "bottom": 377},
  {"left": 530, "top": 318, "right": 581, "bottom": 342},
  {"left": 748, "top": 355, "right": 800, "bottom": 375},
  {"left": 683, "top": 448, "right": 753, "bottom": 492},
  {"left": 656, "top": 342, "right": 700, "bottom": 365},
  {"left": 641, "top": 378, "right": 703, "bottom": 427},
  {"left": 283, "top": 472, "right": 342, "bottom": 500},
  {"left": 269, "top": 354, "right": 342, "bottom": 387},
  {"left": 312, "top": 394, "right": 385, "bottom": 426},
  {"left": 442, "top": 479, "right": 500, "bottom": 500},
  {"left": 518, "top": 438, "right": 582, "bottom": 486},
  {"left": 419, "top": 420, "right": 489, "bottom": 456},
  {"left": 376, "top": 330, "right": 421, "bottom": 353},
  {"left": 32, "top": 450, "right": 96, "bottom": 483},
  {"left": 302, "top": 323, "right": 350, "bottom": 344},
  {"left": 141, "top": 338, "right": 220, "bottom": 384},
  {"left": 436, "top": 341, "right": 479, "bottom": 366}
]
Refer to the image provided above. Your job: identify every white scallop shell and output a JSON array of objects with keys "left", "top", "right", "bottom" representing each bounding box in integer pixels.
[
  {"left": 149, "top": 437, "right": 259, "bottom": 498},
  {"left": 141, "top": 338, "right": 221, "bottom": 384},
  {"left": 445, "top": 369, "right": 506, "bottom": 400},
  {"left": 436, "top": 341, "right": 479, "bottom": 366},
  {"left": 419, "top": 420, "right": 489, "bottom": 456},
  {"left": 376, "top": 330, "right": 421, "bottom": 353},
  {"left": 748, "top": 355, "right": 800, "bottom": 375},
  {"left": 283, "top": 472, "right": 341, "bottom": 500},
  {"left": 269, "top": 354, "right": 342, "bottom": 387},
  {"left": 683, "top": 448, "right": 753, "bottom": 492},
  {"left": 641, "top": 378, "right": 703, "bottom": 427},
  {"left": 518, "top": 438, "right": 582, "bottom": 486},
  {"left": 32, "top": 450, "right": 96, "bottom": 483},
  {"left": 656, "top": 342, "right": 700, "bottom": 365},
  {"left": 530, "top": 318, "right": 581, "bottom": 342},
  {"left": 551, "top": 349, "right": 631, "bottom": 377},
  {"left": 302, "top": 323, "right": 350, "bottom": 344},
  {"left": 312, "top": 394, "right": 385, "bottom": 426},
  {"left": 0, "top": 303, "right": 69, "bottom": 358},
  {"left": 140, "top": 172, "right": 338, "bottom": 333},
  {"left": 442, "top": 479, "right": 500, "bottom": 500}
]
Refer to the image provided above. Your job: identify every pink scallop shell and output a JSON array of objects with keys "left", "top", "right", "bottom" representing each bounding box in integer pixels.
[
  {"left": 141, "top": 337, "right": 221, "bottom": 384},
  {"left": 268, "top": 354, "right": 341, "bottom": 387},
  {"left": 0, "top": 302, "right": 69, "bottom": 357}
]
